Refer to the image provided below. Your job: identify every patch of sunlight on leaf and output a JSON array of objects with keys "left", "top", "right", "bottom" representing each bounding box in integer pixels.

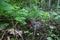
[
  {"left": 49, "top": 26, "right": 55, "bottom": 29},
  {"left": 47, "top": 37, "right": 53, "bottom": 40},
  {"left": 0, "top": 0, "right": 14, "bottom": 11},
  {"left": 52, "top": 12, "right": 57, "bottom": 16},
  {"left": 51, "top": 34, "right": 56, "bottom": 37},
  {"left": 15, "top": 17, "right": 26, "bottom": 25},
  {"left": 24, "top": 30, "right": 29, "bottom": 34}
]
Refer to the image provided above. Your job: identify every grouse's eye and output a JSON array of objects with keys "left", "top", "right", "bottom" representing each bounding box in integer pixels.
[{"left": 33, "top": 24, "right": 35, "bottom": 25}]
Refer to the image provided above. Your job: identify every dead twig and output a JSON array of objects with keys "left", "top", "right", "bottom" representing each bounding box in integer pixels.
[{"left": 0, "top": 31, "right": 6, "bottom": 40}]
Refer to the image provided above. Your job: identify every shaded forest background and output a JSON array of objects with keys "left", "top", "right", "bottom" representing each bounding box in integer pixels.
[{"left": 0, "top": 0, "right": 60, "bottom": 40}]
